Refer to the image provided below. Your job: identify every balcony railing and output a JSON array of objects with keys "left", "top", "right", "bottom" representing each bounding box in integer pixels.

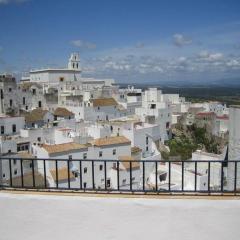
[{"left": 0, "top": 158, "right": 239, "bottom": 194}]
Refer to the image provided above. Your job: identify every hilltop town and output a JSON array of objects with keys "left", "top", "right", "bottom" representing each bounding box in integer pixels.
[{"left": 0, "top": 53, "right": 239, "bottom": 191}]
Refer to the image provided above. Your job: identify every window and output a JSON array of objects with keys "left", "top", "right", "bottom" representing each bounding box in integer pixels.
[
  {"left": 59, "top": 77, "right": 64, "bottom": 82},
  {"left": 17, "top": 146, "right": 21, "bottom": 151},
  {"left": 2, "top": 173, "right": 5, "bottom": 178},
  {"left": 84, "top": 167, "right": 87, "bottom": 173},
  {"left": 99, "top": 151, "right": 103, "bottom": 158},
  {"left": 99, "top": 165, "right": 103, "bottom": 171},
  {"left": 98, "top": 107, "right": 100, "bottom": 110},
  {"left": 13, "top": 159, "right": 17, "bottom": 165},
  {"left": 12, "top": 124, "right": 16, "bottom": 133},
  {"left": 37, "top": 137, "right": 41, "bottom": 142},
  {"left": 29, "top": 163, "right": 32, "bottom": 168},
  {"left": 9, "top": 88, "right": 12, "bottom": 92},
  {"left": 32, "top": 89, "right": 36, "bottom": 95},
  {"left": 146, "top": 146, "right": 149, "bottom": 152},
  {"left": 26, "top": 106, "right": 28, "bottom": 110},
  {"left": 23, "top": 97, "right": 25, "bottom": 105},
  {"left": 83, "top": 153, "right": 87, "bottom": 159},
  {"left": 113, "top": 149, "right": 116, "bottom": 155},
  {"left": 9, "top": 99, "right": 13, "bottom": 107},
  {"left": 1, "top": 126, "right": 4, "bottom": 134},
  {"left": 14, "top": 170, "right": 18, "bottom": 175},
  {"left": 83, "top": 182, "right": 87, "bottom": 188},
  {"left": 38, "top": 101, "right": 42, "bottom": 108},
  {"left": 146, "top": 136, "right": 149, "bottom": 144},
  {"left": 122, "top": 179, "right": 126, "bottom": 185}
]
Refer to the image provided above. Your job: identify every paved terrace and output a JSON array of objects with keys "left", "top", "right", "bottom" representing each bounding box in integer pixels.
[{"left": 0, "top": 192, "right": 239, "bottom": 240}]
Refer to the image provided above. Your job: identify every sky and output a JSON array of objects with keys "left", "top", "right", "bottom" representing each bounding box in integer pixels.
[{"left": 0, "top": 0, "right": 240, "bottom": 83}]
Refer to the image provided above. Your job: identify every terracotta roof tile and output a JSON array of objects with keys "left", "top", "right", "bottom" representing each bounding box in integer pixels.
[
  {"left": 118, "top": 156, "right": 140, "bottom": 170},
  {"left": 54, "top": 107, "right": 74, "bottom": 117},
  {"left": 90, "top": 136, "right": 131, "bottom": 147},
  {"left": 91, "top": 98, "right": 118, "bottom": 107},
  {"left": 42, "top": 142, "right": 89, "bottom": 155},
  {"left": 131, "top": 146, "right": 142, "bottom": 154},
  {"left": 24, "top": 108, "right": 49, "bottom": 123}
]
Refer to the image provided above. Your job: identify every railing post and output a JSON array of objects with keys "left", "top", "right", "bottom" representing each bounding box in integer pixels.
[
  {"left": 208, "top": 162, "right": 211, "bottom": 192},
  {"left": 143, "top": 161, "right": 145, "bottom": 192},
  {"left": 194, "top": 161, "right": 197, "bottom": 192},
  {"left": 43, "top": 159, "right": 47, "bottom": 189},
  {"left": 168, "top": 161, "right": 171, "bottom": 192},
  {"left": 55, "top": 160, "right": 58, "bottom": 189},
  {"left": 9, "top": 159, "right": 12, "bottom": 187},
  {"left": 92, "top": 160, "right": 95, "bottom": 189},
  {"left": 117, "top": 161, "right": 120, "bottom": 191},
  {"left": 130, "top": 161, "right": 132, "bottom": 191},
  {"left": 20, "top": 159, "right": 24, "bottom": 188},
  {"left": 155, "top": 161, "right": 158, "bottom": 192},
  {"left": 182, "top": 161, "right": 184, "bottom": 192},
  {"left": 67, "top": 159, "right": 70, "bottom": 189},
  {"left": 79, "top": 160, "right": 82, "bottom": 190},
  {"left": 32, "top": 159, "right": 35, "bottom": 188},
  {"left": 234, "top": 161, "right": 237, "bottom": 193},
  {"left": 104, "top": 161, "right": 107, "bottom": 190}
]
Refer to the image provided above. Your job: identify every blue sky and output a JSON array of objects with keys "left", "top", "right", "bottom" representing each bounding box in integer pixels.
[{"left": 0, "top": 0, "right": 240, "bottom": 83}]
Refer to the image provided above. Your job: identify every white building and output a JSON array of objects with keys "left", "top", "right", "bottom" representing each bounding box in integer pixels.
[{"left": 135, "top": 88, "right": 172, "bottom": 141}]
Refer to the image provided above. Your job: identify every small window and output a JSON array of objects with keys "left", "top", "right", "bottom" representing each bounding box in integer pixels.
[
  {"left": 29, "top": 163, "right": 32, "bottom": 168},
  {"left": 146, "top": 136, "right": 149, "bottom": 144},
  {"left": 37, "top": 137, "right": 41, "bottom": 142},
  {"left": 113, "top": 149, "right": 116, "bottom": 155},
  {"left": 9, "top": 88, "right": 12, "bottom": 92},
  {"left": 38, "top": 101, "right": 42, "bottom": 108},
  {"left": 99, "top": 165, "right": 103, "bottom": 171},
  {"left": 23, "top": 97, "right": 25, "bottom": 105},
  {"left": 59, "top": 77, "right": 64, "bottom": 82},
  {"left": 32, "top": 89, "right": 36, "bottom": 95},
  {"left": 84, "top": 167, "right": 87, "bottom": 173},
  {"left": 9, "top": 99, "right": 13, "bottom": 107},
  {"left": 99, "top": 151, "right": 103, "bottom": 158},
  {"left": 12, "top": 124, "right": 16, "bottom": 133},
  {"left": 98, "top": 107, "right": 100, "bottom": 110},
  {"left": 83, "top": 153, "right": 87, "bottom": 159},
  {"left": 25, "top": 106, "right": 28, "bottom": 110},
  {"left": 83, "top": 182, "right": 87, "bottom": 188},
  {"left": 2, "top": 173, "right": 6, "bottom": 178},
  {"left": 146, "top": 146, "right": 149, "bottom": 151},
  {"left": 13, "top": 159, "right": 17, "bottom": 165},
  {"left": 14, "top": 170, "right": 17, "bottom": 175}
]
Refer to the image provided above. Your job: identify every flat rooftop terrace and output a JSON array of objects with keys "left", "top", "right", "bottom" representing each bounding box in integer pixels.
[{"left": 0, "top": 192, "right": 239, "bottom": 240}]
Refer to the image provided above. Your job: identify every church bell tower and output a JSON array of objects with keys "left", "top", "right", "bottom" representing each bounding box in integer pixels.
[{"left": 68, "top": 53, "right": 81, "bottom": 71}]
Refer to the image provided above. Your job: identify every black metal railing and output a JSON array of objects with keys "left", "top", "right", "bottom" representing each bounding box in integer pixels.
[{"left": 0, "top": 158, "right": 239, "bottom": 194}]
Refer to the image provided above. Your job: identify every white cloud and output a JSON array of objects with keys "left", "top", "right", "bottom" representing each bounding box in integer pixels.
[
  {"left": 71, "top": 40, "right": 96, "bottom": 49},
  {"left": 173, "top": 34, "right": 192, "bottom": 47},
  {"left": 198, "top": 51, "right": 223, "bottom": 61}
]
